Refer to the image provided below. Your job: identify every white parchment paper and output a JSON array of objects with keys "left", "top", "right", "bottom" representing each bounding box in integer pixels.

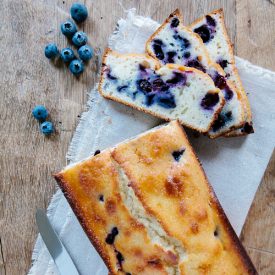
[{"left": 29, "top": 9, "right": 275, "bottom": 275}]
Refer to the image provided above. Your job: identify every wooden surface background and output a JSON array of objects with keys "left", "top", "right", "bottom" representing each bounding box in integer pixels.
[{"left": 0, "top": 0, "right": 274, "bottom": 274}]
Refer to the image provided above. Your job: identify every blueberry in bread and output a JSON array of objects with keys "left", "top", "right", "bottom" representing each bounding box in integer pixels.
[
  {"left": 189, "top": 9, "right": 253, "bottom": 136},
  {"left": 99, "top": 49, "right": 224, "bottom": 133},
  {"left": 55, "top": 120, "right": 257, "bottom": 274},
  {"left": 145, "top": 10, "right": 245, "bottom": 138}
]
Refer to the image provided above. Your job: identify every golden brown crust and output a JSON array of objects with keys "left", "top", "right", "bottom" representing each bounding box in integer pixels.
[{"left": 99, "top": 49, "right": 225, "bottom": 133}]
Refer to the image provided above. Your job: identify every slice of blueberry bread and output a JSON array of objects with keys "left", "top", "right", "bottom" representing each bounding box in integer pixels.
[
  {"left": 99, "top": 49, "right": 224, "bottom": 133},
  {"left": 190, "top": 9, "right": 253, "bottom": 136},
  {"left": 145, "top": 9, "right": 245, "bottom": 138},
  {"left": 55, "top": 120, "right": 258, "bottom": 274}
]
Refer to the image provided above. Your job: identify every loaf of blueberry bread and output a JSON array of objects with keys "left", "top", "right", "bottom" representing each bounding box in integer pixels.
[
  {"left": 99, "top": 49, "right": 224, "bottom": 133},
  {"left": 145, "top": 9, "right": 245, "bottom": 138},
  {"left": 55, "top": 120, "right": 257, "bottom": 274},
  {"left": 190, "top": 9, "right": 253, "bottom": 136}
]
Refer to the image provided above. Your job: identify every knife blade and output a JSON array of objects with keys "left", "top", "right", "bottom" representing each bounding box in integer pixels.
[{"left": 36, "top": 209, "right": 79, "bottom": 275}]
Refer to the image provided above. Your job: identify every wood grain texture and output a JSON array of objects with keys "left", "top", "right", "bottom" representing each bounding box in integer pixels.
[{"left": 0, "top": 0, "right": 274, "bottom": 274}]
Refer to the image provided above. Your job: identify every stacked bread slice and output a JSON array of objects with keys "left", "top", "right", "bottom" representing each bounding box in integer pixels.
[
  {"left": 55, "top": 121, "right": 257, "bottom": 274},
  {"left": 99, "top": 9, "right": 253, "bottom": 138}
]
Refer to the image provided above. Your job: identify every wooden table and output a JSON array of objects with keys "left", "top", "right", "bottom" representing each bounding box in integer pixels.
[{"left": 0, "top": 0, "right": 274, "bottom": 274}]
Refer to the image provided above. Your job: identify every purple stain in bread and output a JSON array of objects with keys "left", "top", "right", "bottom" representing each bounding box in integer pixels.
[
  {"left": 193, "top": 25, "right": 211, "bottom": 43},
  {"left": 201, "top": 92, "right": 220, "bottom": 110},
  {"left": 218, "top": 59, "right": 229, "bottom": 69},
  {"left": 166, "top": 72, "right": 187, "bottom": 86},
  {"left": 172, "top": 149, "right": 185, "bottom": 161},
  {"left": 117, "top": 85, "right": 128, "bottom": 92},
  {"left": 171, "top": 17, "right": 180, "bottom": 28},
  {"left": 212, "top": 111, "right": 232, "bottom": 132},
  {"left": 105, "top": 68, "right": 117, "bottom": 80},
  {"left": 206, "top": 15, "right": 216, "bottom": 27},
  {"left": 223, "top": 87, "right": 233, "bottom": 100},
  {"left": 173, "top": 34, "right": 190, "bottom": 49},
  {"left": 105, "top": 227, "right": 119, "bottom": 245},
  {"left": 137, "top": 79, "right": 152, "bottom": 93},
  {"left": 152, "top": 78, "right": 169, "bottom": 91},
  {"left": 115, "top": 249, "right": 124, "bottom": 270},
  {"left": 155, "top": 91, "right": 176, "bottom": 109},
  {"left": 187, "top": 58, "right": 206, "bottom": 72},
  {"left": 145, "top": 93, "right": 155, "bottom": 106},
  {"left": 242, "top": 122, "right": 254, "bottom": 134}
]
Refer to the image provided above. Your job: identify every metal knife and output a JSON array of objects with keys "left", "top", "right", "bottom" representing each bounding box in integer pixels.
[{"left": 36, "top": 209, "right": 80, "bottom": 275}]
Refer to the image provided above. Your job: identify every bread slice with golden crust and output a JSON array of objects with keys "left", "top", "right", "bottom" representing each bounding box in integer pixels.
[
  {"left": 55, "top": 121, "right": 257, "bottom": 275},
  {"left": 145, "top": 9, "right": 245, "bottom": 138},
  {"left": 99, "top": 49, "right": 224, "bottom": 133},
  {"left": 190, "top": 9, "right": 253, "bottom": 136}
]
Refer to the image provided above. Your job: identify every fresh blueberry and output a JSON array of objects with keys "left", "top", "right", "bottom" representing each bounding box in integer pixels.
[
  {"left": 70, "top": 3, "right": 88, "bottom": 23},
  {"left": 60, "top": 21, "right": 77, "bottom": 38},
  {"left": 69, "top": 59, "right": 84, "bottom": 75},
  {"left": 32, "top": 105, "right": 48, "bottom": 121},
  {"left": 78, "top": 45, "right": 93, "bottom": 61},
  {"left": 40, "top": 121, "right": 54, "bottom": 135},
  {"left": 193, "top": 25, "right": 211, "bottom": 43},
  {"left": 60, "top": 48, "right": 75, "bottom": 63},
  {"left": 72, "top": 31, "right": 87, "bottom": 47},
  {"left": 44, "top": 43, "right": 59, "bottom": 59},
  {"left": 200, "top": 92, "right": 219, "bottom": 110}
]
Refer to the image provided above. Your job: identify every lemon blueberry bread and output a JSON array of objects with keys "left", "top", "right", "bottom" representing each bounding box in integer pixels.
[
  {"left": 55, "top": 121, "right": 257, "bottom": 274},
  {"left": 99, "top": 49, "right": 224, "bottom": 133},
  {"left": 190, "top": 9, "right": 253, "bottom": 136},
  {"left": 145, "top": 10, "right": 245, "bottom": 138}
]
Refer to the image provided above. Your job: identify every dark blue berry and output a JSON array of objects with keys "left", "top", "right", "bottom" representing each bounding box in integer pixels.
[
  {"left": 171, "top": 18, "right": 179, "bottom": 28},
  {"left": 60, "top": 21, "right": 77, "bottom": 38},
  {"left": 105, "top": 227, "right": 119, "bottom": 244},
  {"left": 194, "top": 25, "right": 211, "bottom": 43},
  {"left": 218, "top": 59, "right": 229, "bottom": 69},
  {"left": 152, "top": 40, "right": 164, "bottom": 60},
  {"left": 187, "top": 58, "right": 206, "bottom": 72},
  {"left": 40, "top": 121, "right": 54, "bottom": 135},
  {"left": 166, "top": 72, "right": 186, "bottom": 85},
  {"left": 166, "top": 51, "right": 176, "bottom": 63},
  {"left": 214, "top": 74, "right": 227, "bottom": 90},
  {"left": 172, "top": 149, "right": 185, "bottom": 161},
  {"left": 224, "top": 87, "right": 233, "bottom": 100},
  {"left": 137, "top": 79, "right": 152, "bottom": 93},
  {"left": 152, "top": 78, "right": 168, "bottom": 91},
  {"left": 32, "top": 105, "right": 48, "bottom": 121},
  {"left": 70, "top": 3, "right": 88, "bottom": 23},
  {"left": 60, "top": 48, "right": 75, "bottom": 63},
  {"left": 212, "top": 111, "right": 232, "bottom": 132},
  {"left": 242, "top": 122, "right": 254, "bottom": 134},
  {"left": 115, "top": 250, "right": 124, "bottom": 270},
  {"left": 145, "top": 93, "right": 155, "bottom": 106},
  {"left": 155, "top": 92, "right": 176, "bottom": 109},
  {"left": 99, "top": 194, "right": 104, "bottom": 202},
  {"left": 200, "top": 93, "right": 219, "bottom": 110},
  {"left": 94, "top": 149, "right": 101, "bottom": 155},
  {"left": 183, "top": 51, "right": 190, "bottom": 59},
  {"left": 206, "top": 15, "right": 216, "bottom": 27},
  {"left": 44, "top": 43, "right": 59, "bottom": 59},
  {"left": 78, "top": 45, "right": 93, "bottom": 61},
  {"left": 69, "top": 59, "right": 84, "bottom": 75},
  {"left": 72, "top": 31, "right": 87, "bottom": 47}
]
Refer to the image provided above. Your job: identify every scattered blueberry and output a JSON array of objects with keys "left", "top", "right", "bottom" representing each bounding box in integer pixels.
[
  {"left": 212, "top": 111, "right": 232, "bottom": 132},
  {"left": 69, "top": 59, "right": 84, "bottom": 75},
  {"left": 173, "top": 35, "right": 190, "bottom": 49},
  {"left": 137, "top": 79, "right": 152, "bottom": 93},
  {"left": 115, "top": 250, "right": 124, "bottom": 270},
  {"left": 172, "top": 149, "right": 185, "bottom": 162},
  {"left": 166, "top": 51, "right": 177, "bottom": 63},
  {"left": 224, "top": 87, "right": 233, "bottom": 100},
  {"left": 60, "top": 48, "right": 75, "bottom": 63},
  {"left": 70, "top": 3, "right": 88, "bottom": 23},
  {"left": 166, "top": 72, "right": 186, "bottom": 85},
  {"left": 155, "top": 91, "right": 176, "bottom": 109},
  {"left": 32, "top": 105, "right": 48, "bottom": 121},
  {"left": 78, "top": 45, "right": 93, "bottom": 61},
  {"left": 152, "top": 78, "right": 168, "bottom": 91},
  {"left": 145, "top": 93, "right": 155, "bottom": 106},
  {"left": 183, "top": 51, "right": 191, "bottom": 59},
  {"left": 218, "top": 59, "right": 229, "bottom": 69},
  {"left": 187, "top": 58, "right": 206, "bottom": 72},
  {"left": 44, "top": 43, "right": 59, "bottom": 59},
  {"left": 105, "top": 68, "right": 117, "bottom": 80},
  {"left": 171, "top": 17, "right": 180, "bottom": 28},
  {"left": 193, "top": 25, "right": 211, "bottom": 43},
  {"left": 40, "top": 121, "right": 54, "bottom": 135},
  {"left": 206, "top": 15, "right": 216, "bottom": 27},
  {"left": 105, "top": 227, "right": 119, "bottom": 245},
  {"left": 94, "top": 149, "right": 101, "bottom": 156},
  {"left": 117, "top": 85, "right": 128, "bottom": 92},
  {"left": 72, "top": 31, "right": 87, "bottom": 47},
  {"left": 99, "top": 194, "right": 104, "bottom": 202},
  {"left": 152, "top": 39, "right": 164, "bottom": 60},
  {"left": 200, "top": 92, "right": 219, "bottom": 110},
  {"left": 242, "top": 122, "right": 254, "bottom": 134},
  {"left": 214, "top": 74, "right": 227, "bottom": 90},
  {"left": 60, "top": 21, "right": 77, "bottom": 38}
]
